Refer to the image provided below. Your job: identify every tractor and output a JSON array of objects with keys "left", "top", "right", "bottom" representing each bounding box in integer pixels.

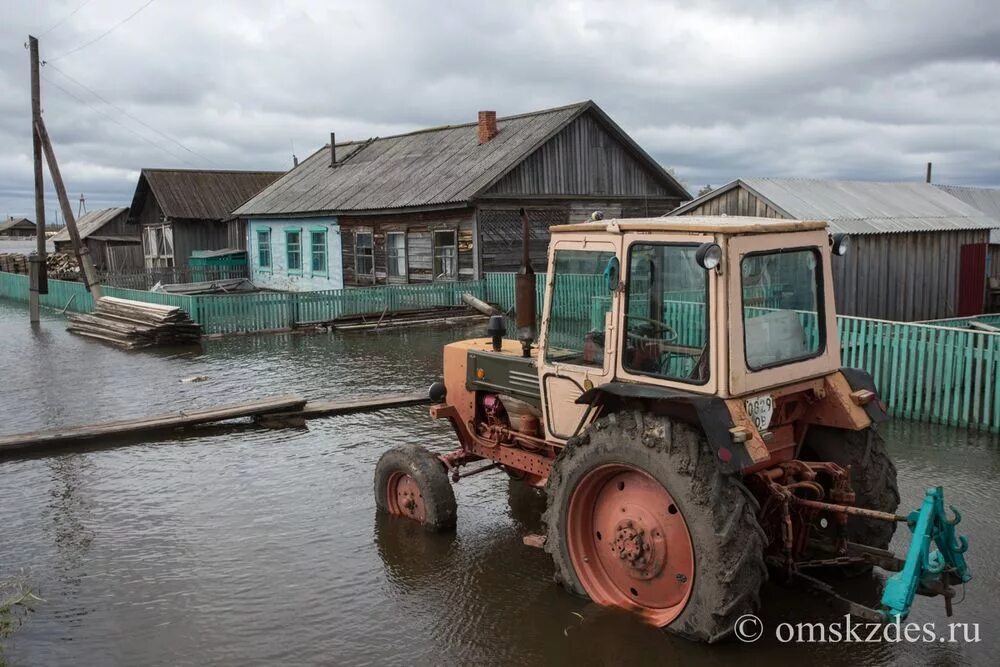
[{"left": 374, "top": 211, "right": 971, "bottom": 642}]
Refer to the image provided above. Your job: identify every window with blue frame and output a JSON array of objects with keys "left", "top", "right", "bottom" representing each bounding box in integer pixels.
[
  {"left": 286, "top": 229, "right": 302, "bottom": 272},
  {"left": 311, "top": 229, "right": 327, "bottom": 275},
  {"left": 257, "top": 228, "right": 271, "bottom": 269}
]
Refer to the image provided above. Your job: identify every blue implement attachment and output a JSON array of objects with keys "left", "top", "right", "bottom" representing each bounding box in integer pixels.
[{"left": 879, "top": 486, "right": 971, "bottom": 621}]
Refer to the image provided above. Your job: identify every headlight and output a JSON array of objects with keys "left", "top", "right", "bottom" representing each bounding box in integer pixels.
[
  {"left": 831, "top": 233, "right": 849, "bottom": 256},
  {"left": 695, "top": 242, "right": 723, "bottom": 270}
]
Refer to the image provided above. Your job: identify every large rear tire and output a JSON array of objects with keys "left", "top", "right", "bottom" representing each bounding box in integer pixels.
[
  {"left": 542, "top": 410, "right": 767, "bottom": 643},
  {"left": 374, "top": 445, "right": 457, "bottom": 532},
  {"left": 801, "top": 426, "right": 900, "bottom": 552}
]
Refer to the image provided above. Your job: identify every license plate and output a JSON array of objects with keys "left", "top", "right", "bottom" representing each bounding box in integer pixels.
[{"left": 745, "top": 394, "right": 775, "bottom": 431}]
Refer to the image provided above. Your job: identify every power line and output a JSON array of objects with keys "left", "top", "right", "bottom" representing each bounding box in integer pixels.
[
  {"left": 37, "top": 0, "right": 96, "bottom": 37},
  {"left": 49, "top": 0, "right": 157, "bottom": 61},
  {"left": 45, "top": 61, "right": 220, "bottom": 166},
  {"left": 40, "top": 73, "right": 199, "bottom": 167}
]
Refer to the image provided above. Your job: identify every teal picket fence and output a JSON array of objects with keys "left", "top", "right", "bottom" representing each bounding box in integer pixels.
[
  {"left": 482, "top": 272, "right": 1000, "bottom": 433},
  {"left": 0, "top": 271, "right": 484, "bottom": 336}
]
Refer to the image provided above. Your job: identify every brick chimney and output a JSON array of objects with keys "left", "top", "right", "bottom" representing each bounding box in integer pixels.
[{"left": 478, "top": 110, "right": 498, "bottom": 144}]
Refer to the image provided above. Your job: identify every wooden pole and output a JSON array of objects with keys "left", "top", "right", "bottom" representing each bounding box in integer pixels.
[
  {"left": 34, "top": 115, "right": 103, "bottom": 300},
  {"left": 28, "top": 35, "right": 47, "bottom": 322}
]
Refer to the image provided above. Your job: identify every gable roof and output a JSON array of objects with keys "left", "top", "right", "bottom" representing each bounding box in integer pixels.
[
  {"left": 935, "top": 185, "right": 1000, "bottom": 243},
  {"left": 235, "top": 101, "right": 687, "bottom": 217},
  {"left": 669, "top": 177, "right": 1000, "bottom": 235},
  {"left": 0, "top": 217, "right": 35, "bottom": 233},
  {"left": 130, "top": 169, "right": 285, "bottom": 222},
  {"left": 51, "top": 208, "right": 131, "bottom": 243}
]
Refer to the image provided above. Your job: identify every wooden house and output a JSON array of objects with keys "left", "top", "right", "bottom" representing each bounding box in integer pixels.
[
  {"left": 0, "top": 217, "right": 36, "bottom": 237},
  {"left": 52, "top": 207, "right": 142, "bottom": 272},
  {"left": 128, "top": 168, "right": 284, "bottom": 271},
  {"left": 234, "top": 101, "right": 689, "bottom": 291},
  {"left": 670, "top": 178, "right": 1000, "bottom": 320}
]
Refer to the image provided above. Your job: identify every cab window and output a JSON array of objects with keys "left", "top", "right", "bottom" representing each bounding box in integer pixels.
[
  {"left": 544, "top": 249, "right": 616, "bottom": 367},
  {"left": 623, "top": 244, "right": 709, "bottom": 384},
  {"left": 741, "top": 248, "right": 824, "bottom": 370}
]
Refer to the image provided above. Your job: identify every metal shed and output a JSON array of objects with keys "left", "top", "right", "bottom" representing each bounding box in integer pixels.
[{"left": 669, "top": 178, "right": 1000, "bottom": 321}]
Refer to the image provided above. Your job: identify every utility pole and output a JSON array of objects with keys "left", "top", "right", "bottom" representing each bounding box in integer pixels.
[
  {"left": 78, "top": 193, "right": 87, "bottom": 217},
  {"left": 28, "top": 35, "right": 47, "bottom": 323},
  {"left": 35, "top": 115, "right": 102, "bottom": 300}
]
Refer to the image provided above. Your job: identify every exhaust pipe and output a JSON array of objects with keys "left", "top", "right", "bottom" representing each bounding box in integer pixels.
[{"left": 515, "top": 207, "right": 536, "bottom": 358}]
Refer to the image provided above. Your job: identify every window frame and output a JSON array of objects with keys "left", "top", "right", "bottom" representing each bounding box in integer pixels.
[
  {"left": 354, "top": 230, "right": 374, "bottom": 282},
  {"left": 309, "top": 228, "right": 327, "bottom": 276},
  {"left": 432, "top": 228, "right": 458, "bottom": 281},
  {"left": 620, "top": 241, "right": 711, "bottom": 386},
  {"left": 740, "top": 246, "right": 826, "bottom": 372},
  {"left": 286, "top": 228, "right": 303, "bottom": 274},
  {"left": 256, "top": 227, "right": 272, "bottom": 271},
  {"left": 386, "top": 231, "right": 408, "bottom": 281}
]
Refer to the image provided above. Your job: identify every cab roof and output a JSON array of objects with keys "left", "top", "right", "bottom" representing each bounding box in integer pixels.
[{"left": 550, "top": 215, "right": 828, "bottom": 235}]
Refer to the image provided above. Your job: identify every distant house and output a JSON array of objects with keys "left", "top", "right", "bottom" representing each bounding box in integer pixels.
[
  {"left": 0, "top": 217, "right": 36, "bottom": 237},
  {"left": 52, "top": 207, "right": 141, "bottom": 272},
  {"left": 234, "top": 101, "right": 689, "bottom": 291},
  {"left": 670, "top": 178, "right": 1000, "bottom": 321},
  {"left": 128, "top": 168, "right": 284, "bottom": 271}
]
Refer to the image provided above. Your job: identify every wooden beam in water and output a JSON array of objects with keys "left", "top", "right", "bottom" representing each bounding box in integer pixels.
[{"left": 0, "top": 394, "right": 307, "bottom": 453}]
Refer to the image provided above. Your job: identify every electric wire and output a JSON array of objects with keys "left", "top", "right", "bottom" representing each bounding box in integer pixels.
[
  {"left": 44, "top": 62, "right": 219, "bottom": 166},
  {"left": 49, "top": 0, "right": 157, "bottom": 61},
  {"left": 37, "top": 0, "right": 96, "bottom": 37},
  {"left": 40, "top": 73, "right": 198, "bottom": 167}
]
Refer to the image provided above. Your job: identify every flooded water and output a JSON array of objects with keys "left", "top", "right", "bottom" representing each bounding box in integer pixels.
[{"left": 1, "top": 298, "right": 998, "bottom": 665}]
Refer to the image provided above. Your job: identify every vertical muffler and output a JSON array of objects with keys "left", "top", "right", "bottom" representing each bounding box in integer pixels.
[{"left": 515, "top": 207, "right": 536, "bottom": 358}]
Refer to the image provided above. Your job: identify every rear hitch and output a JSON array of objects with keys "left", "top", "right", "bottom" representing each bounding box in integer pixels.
[{"left": 879, "top": 486, "right": 972, "bottom": 621}]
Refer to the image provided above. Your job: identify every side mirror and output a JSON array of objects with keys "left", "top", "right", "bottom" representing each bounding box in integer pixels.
[{"left": 604, "top": 256, "right": 620, "bottom": 291}]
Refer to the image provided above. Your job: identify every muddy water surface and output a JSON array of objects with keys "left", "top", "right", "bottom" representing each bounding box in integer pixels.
[{"left": 1, "top": 299, "right": 997, "bottom": 666}]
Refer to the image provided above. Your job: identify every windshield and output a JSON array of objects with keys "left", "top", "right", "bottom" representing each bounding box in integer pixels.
[
  {"left": 544, "top": 249, "right": 616, "bottom": 367},
  {"left": 741, "top": 248, "right": 824, "bottom": 370},
  {"left": 622, "top": 244, "right": 709, "bottom": 384}
]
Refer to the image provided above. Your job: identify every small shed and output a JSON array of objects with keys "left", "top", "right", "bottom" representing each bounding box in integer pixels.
[
  {"left": 669, "top": 178, "right": 1000, "bottom": 321},
  {"left": 235, "top": 100, "right": 689, "bottom": 291},
  {"left": 128, "top": 168, "right": 284, "bottom": 271},
  {"left": 0, "top": 217, "right": 36, "bottom": 237},
  {"left": 52, "top": 207, "right": 141, "bottom": 272}
]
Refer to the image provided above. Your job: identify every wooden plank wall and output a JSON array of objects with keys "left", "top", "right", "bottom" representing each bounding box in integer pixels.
[
  {"left": 171, "top": 220, "right": 231, "bottom": 271},
  {"left": 485, "top": 112, "right": 679, "bottom": 198},
  {"left": 339, "top": 209, "right": 476, "bottom": 286},
  {"left": 476, "top": 206, "right": 567, "bottom": 272},
  {"left": 678, "top": 185, "right": 785, "bottom": 218},
  {"left": 832, "top": 230, "right": 989, "bottom": 321}
]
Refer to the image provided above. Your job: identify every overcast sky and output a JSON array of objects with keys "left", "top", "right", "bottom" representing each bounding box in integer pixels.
[{"left": 1, "top": 0, "right": 999, "bottom": 220}]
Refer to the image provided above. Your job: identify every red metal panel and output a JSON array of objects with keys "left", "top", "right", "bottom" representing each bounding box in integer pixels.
[{"left": 957, "top": 243, "right": 987, "bottom": 316}]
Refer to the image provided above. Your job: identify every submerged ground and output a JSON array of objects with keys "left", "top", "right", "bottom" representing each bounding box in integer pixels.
[{"left": 0, "top": 298, "right": 997, "bottom": 665}]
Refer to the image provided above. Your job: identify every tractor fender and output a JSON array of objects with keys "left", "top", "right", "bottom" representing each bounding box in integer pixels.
[
  {"left": 839, "top": 367, "right": 888, "bottom": 423},
  {"left": 575, "top": 382, "right": 754, "bottom": 474}
]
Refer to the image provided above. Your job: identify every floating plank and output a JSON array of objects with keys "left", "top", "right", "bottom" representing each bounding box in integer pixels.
[
  {"left": 295, "top": 392, "right": 430, "bottom": 418},
  {"left": 0, "top": 394, "right": 307, "bottom": 453}
]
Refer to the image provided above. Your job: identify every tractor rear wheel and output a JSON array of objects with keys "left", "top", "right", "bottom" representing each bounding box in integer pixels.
[
  {"left": 801, "top": 426, "right": 900, "bottom": 554},
  {"left": 374, "top": 445, "right": 457, "bottom": 532},
  {"left": 543, "top": 410, "right": 767, "bottom": 643}
]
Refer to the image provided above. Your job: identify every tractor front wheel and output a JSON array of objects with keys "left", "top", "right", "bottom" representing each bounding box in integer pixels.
[
  {"left": 543, "top": 411, "right": 768, "bottom": 643},
  {"left": 374, "top": 445, "right": 457, "bottom": 532}
]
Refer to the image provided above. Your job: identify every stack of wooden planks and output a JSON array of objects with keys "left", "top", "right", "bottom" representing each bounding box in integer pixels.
[{"left": 66, "top": 296, "right": 201, "bottom": 349}]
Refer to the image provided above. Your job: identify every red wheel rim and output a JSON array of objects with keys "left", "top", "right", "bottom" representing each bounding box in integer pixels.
[
  {"left": 386, "top": 471, "right": 426, "bottom": 522},
  {"left": 566, "top": 465, "right": 694, "bottom": 626}
]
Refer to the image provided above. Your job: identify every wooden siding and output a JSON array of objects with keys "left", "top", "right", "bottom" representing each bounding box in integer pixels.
[
  {"left": 678, "top": 185, "right": 785, "bottom": 218},
  {"left": 227, "top": 219, "right": 247, "bottom": 250},
  {"left": 834, "top": 230, "right": 990, "bottom": 321},
  {"left": 485, "top": 113, "right": 675, "bottom": 198},
  {"left": 339, "top": 209, "right": 476, "bottom": 286},
  {"left": 171, "top": 221, "right": 230, "bottom": 271}
]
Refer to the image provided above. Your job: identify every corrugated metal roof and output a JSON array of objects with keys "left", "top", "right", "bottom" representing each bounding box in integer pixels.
[
  {"left": 670, "top": 178, "right": 1000, "bottom": 235},
  {"left": 51, "top": 207, "right": 130, "bottom": 243},
  {"left": 0, "top": 217, "right": 35, "bottom": 233},
  {"left": 133, "top": 169, "right": 285, "bottom": 221},
  {"left": 236, "top": 101, "right": 681, "bottom": 217},
  {"left": 935, "top": 185, "right": 1000, "bottom": 243}
]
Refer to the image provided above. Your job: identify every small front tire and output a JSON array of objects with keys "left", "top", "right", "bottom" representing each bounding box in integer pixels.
[{"left": 374, "top": 445, "right": 457, "bottom": 532}]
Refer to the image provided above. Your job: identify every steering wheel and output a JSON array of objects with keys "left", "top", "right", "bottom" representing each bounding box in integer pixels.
[{"left": 626, "top": 315, "right": 678, "bottom": 343}]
